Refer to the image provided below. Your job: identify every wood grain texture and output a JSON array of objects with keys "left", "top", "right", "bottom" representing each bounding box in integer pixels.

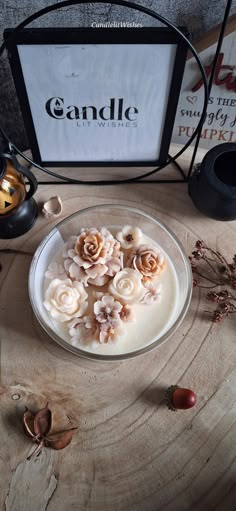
[{"left": 0, "top": 151, "right": 236, "bottom": 511}]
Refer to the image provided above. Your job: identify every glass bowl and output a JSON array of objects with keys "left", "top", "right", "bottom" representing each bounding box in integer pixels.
[{"left": 29, "top": 204, "right": 192, "bottom": 361}]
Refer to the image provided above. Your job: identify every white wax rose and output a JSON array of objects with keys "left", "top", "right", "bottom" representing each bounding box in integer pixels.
[
  {"left": 43, "top": 278, "right": 88, "bottom": 322},
  {"left": 108, "top": 268, "right": 146, "bottom": 304}
]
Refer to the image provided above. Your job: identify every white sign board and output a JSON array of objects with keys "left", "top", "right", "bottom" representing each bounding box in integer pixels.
[{"left": 172, "top": 16, "right": 236, "bottom": 150}]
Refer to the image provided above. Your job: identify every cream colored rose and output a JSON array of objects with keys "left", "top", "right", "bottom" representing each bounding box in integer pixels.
[
  {"left": 64, "top": 228, "right": 122, "bottom": 286},
  {"left": 74, "top": 228, "right": 115, "bottom": 269},
  {"left": 127, "top": 245, "right": 166, "bottom": 281},
  {"left": 108, "top": 268, "right": 146, "bottom": 304},
  {"left": 43, "top": 278, "right": 88, "bottom": 322}
]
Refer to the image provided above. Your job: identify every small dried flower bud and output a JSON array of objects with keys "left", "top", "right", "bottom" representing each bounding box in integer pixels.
[
  {"left": 195, "top": 240, "right": 206, "bottom": 250},
  {"left": 220, "top": 302, "right": 230, "bottom": 312},
  {"left": 189, "top": 242, "right": 235, "bottom": 325},
  {"left": 218, "top": 290, "right": 232, "bottom": 299},
  {"left": 192, "top": 250, "right": 203, "bottom": 260},
  {"left": 206, "top": 291, "right": 220, "bottom": 303},
  {"left": 213, "top": 311, "right": 224, "bottom": 323},
  {"left": 221, "top": 301, "right": 236, "bottom": 311}
]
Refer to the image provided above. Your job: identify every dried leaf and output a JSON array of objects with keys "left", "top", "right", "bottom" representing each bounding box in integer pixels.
[
  {"left": 23, "top": 409, "right": 35, "bottom": 438},
  {"left": 23, "top": 403, "right": 78, "bottom": 460},
  {"left": 46, "top": 428, "right": 77, "bottom": 450},
  {"left": 34, "top": 402, "right": 52, "bottom": 436}
]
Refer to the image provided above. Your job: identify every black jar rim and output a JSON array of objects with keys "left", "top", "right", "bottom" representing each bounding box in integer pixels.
[{"left": 201, "top": 143, "right": 236, "bottom": 199}]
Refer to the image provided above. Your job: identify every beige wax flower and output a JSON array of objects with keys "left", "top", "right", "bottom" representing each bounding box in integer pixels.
[
  {"left": 64, "top": 259, "right": 89, "bottom": 286},
  {"left": 64, "top": 228, "right": 122, "bottom": 286},
  {"left": 43, "top": 278, "right": 88, "bottom": 322},
  {"left": 120, "top": 304, "right": 135, "bottom": 322},
  {"left": 45, "top": 262, "right": 68, "bottom": 281},
  {"left": 127, "top": 245, "right": 166, "bottom": 281},
  {"left": 94, "top": 294, "right": 122, "bottom": 324},
  {"left": 69, "top": 312, "right": 125, "bottom": 346},
  {"left": 62, "top": 236, "right": 77, "bottom": 258},
  {"left": 116, "top": 225, "right": 142, "bottom": 249},
  {"left": 99, "top": 322, "right": 125, "bottom": 344},
  {"left": 108, "top": 268, "right": 146, "bottom": 304},
  {"left": 64, "top": 257, "right": 109, "bottom": 287},
  {"left": 69, "top": 315, "right": 100, "bottom": 347},
  {"left": 141, "top": 281, "right": 162, "bottom": 305},
  {"left": 73, "top": 227, "right": 115, "bottom": 269}
]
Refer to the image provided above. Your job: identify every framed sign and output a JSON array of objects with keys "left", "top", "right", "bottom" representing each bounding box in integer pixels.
[
  {"left": 172, "top": 15, "right": 236, "bottom": 151},
  {"left": 5, "top": 28, "right": 187, "bottom": 167}
]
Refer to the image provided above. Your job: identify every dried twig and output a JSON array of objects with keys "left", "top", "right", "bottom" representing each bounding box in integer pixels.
[{"left": 190, "top": 241, "right": 236, "bottom": 323}]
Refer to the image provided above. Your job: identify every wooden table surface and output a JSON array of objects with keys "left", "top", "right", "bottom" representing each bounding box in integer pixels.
[{"left": 0, "top": 153, "right": 236, "bottom": 511}]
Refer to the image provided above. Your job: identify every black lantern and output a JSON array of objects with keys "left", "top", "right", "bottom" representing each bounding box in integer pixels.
[{"left": 0, "top": 152, "right": 38, "bottom": 238}]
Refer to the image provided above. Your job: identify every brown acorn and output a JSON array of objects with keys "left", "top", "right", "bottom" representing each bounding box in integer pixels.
[{"left": 165, "top": 385, "right": 196, "bottom": 411}]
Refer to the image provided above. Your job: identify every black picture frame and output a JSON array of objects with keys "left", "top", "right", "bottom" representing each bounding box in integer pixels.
[{"left": 5, "top": 27, "right": 187, "bottom": 168}]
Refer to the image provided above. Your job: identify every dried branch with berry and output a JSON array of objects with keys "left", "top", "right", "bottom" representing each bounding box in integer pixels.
[{"left": 190, "top": 241, "right": 236, "bottom": 323}]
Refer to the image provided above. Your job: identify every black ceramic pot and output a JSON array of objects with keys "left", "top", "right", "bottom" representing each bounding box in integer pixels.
[
  {"left": 188, "top": 143, "right": 236, "bottom": 221},
  {"left": 0, "top": 198, "right": 38, "bottom": 239}
]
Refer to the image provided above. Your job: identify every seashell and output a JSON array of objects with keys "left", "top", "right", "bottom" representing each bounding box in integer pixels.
[{"left": 42, "top": 196, "right": 63, "bottom": 219}]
